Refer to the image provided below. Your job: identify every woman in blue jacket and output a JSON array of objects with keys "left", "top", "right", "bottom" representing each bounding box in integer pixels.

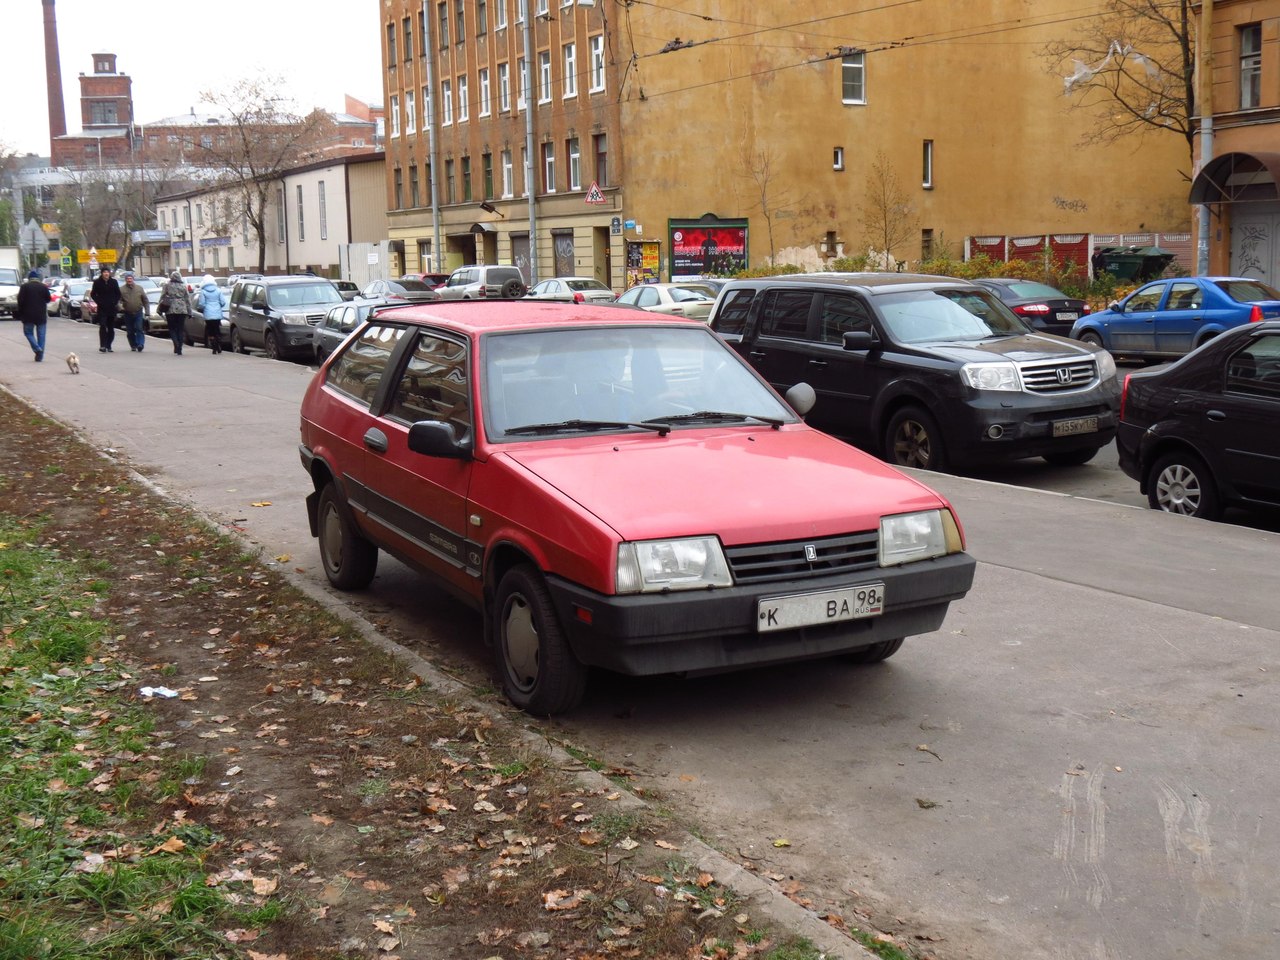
[{"left": 196, "top": 275, "right": 228, "bottom": 354}]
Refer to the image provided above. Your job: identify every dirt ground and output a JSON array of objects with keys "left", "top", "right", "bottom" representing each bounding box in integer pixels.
[{"left": 0, "top": 394, "right": 889, "bottom": 959}]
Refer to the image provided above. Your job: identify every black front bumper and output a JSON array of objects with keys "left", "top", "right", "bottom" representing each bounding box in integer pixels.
[{"left": 546, "top": 552, "right": 976, "bottom": 676}]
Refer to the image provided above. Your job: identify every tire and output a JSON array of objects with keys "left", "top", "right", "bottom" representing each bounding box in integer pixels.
[
  {"left": 230, "top": 326, "right": 247, "bottom": 354},
  {"left": 1079, "top": 331, "right": 1104, "bottom": 348},
  {"left": 316, "top": 483, "right": 378, "bottom": 589},
  {"left": 1147, "top": 450, "right": 1221, "bottom": 520},
  {"left": 493, "top": 564, "right": 587, "bottom": 715},
  {"left": 264, "top": 329, "right": 280, "bottom": 361},
  {"left": 1043, "top": 447, "right": 1100, "bottom": 467},
  {"left": 844, "top": 637, "right": 904, "bottom": 664},
  {"left": 500, "top": 279, "right": 527, "bottom": 299},
  {"left": 884, "top": 406, "right": 949, "bottom": 472}
]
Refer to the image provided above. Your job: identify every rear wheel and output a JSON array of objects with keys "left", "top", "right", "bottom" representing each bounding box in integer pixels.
[
  {"left": 1043, "top": 447, "right": 1100, "bottom": 466},
  {"left": 493, "top": 564, "right": 587, "bottom": 715},
  {"left": 264, "top": 329, "right": 280, "bottom": 360},
  {"left": 884, "top": 406, "right": 949, "bottom": 472},
  {"left": 1147, "top": 450, "right": 1221, "bottom": 520},
  {"left": 230, "top": 326, "right": 247, "bottom": 354},
  {"left": 844, "top": 637, "right": 904, "bottom": 664},
  {"left": 316, "top": 483, "right": 378, "bottom": 589}
]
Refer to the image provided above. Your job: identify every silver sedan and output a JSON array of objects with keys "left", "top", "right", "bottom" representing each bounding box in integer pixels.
[
  {"left": 615, "top": 282, "right": 718, "bottom": 320},
  {"left": 524, "top": 276, "right": 617, "bottom": 303}
]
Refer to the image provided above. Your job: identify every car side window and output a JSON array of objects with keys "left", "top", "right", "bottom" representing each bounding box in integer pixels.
[
  {"left": 1126, "top": 284, "right": 1164, "bottom": 312},
  {"left": 711, "top": 289, "right": 755, "bottom": 335},
  {"left": 636, "top": 287, "right": 658, "bottom": 307},
  {"left": 326, "top": 323, "right": 407, "bottom": 406},
  {"left": 820, "top": 294, "right": 873, "bottom": 343},
  {"left": 386, "top": 332, "right": 471, "bottom": 434},
  {"left": 1225, "top": 334, "right": 1280, "bottom": 400},
  {"left": 1167, "top": 282, "right": 1202, "bottom": 311},
  {"left": 759, "top": 291, "right": 814, "bottom": 339}
]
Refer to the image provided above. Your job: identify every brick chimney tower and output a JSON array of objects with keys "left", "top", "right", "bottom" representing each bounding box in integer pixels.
[{"left": 43, "top": 0, "right": 67, "bottom": 146}]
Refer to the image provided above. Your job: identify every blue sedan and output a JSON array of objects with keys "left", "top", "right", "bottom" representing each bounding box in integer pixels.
[{"left": 1071, "top": 276, "right": 1280, "bottom": 360}]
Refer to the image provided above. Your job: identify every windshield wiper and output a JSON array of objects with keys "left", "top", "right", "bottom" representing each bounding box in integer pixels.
[
  {"left": 644, "top": 410, "right": 785, "bottom": 429},
  {"left": 504, "top": 418, "right": 671, "bottom": 436}
]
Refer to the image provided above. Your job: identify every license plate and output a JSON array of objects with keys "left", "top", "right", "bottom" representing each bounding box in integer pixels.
[
  {"left": 757, "top": 583, "right": 885, "bottom": 633},
  {"left": 1058, "top": 311, "right": 1079, "bottom": 321},
  {"left": 1053, "top": 416, "right": 1098, "bottom": 437}
]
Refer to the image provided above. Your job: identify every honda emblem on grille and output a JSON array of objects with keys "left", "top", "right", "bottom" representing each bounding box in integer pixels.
[
  {"left": 1055, "top": 367, "right": 1072, "bottom": 384},
  {"left": 804, "top": 544, "right": 818, "bottom": 562}
]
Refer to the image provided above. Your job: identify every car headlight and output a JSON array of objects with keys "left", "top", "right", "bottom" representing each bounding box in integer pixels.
[
  {"left": 960, "top": 362, "right": 1021, "bottom": 391},
  {"left": 280, "top": 311, "right": 311, "bottom": 326},
  {"left": 879, "top": 510, "right": 963, "bottom": 566},
  {"left": 616, "top": 536, "right": 732, "bottom": 594},
  {"left": 1093, "top": 348, "right": 1117, "bottom": 381}
]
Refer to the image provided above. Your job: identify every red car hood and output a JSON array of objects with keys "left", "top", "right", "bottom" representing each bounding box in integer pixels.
[{"left": 495, "top": 426, "right": 950, "bottom": 544}]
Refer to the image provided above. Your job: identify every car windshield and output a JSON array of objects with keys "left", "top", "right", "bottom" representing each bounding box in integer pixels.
[
  {"left": 67, "top": 282, "right": 91, "bottom": 295},
  {"left": 483, "top": 325, "right": 794, "bottom": 440},
  {"left": 566, "top": 280, "right": 609, "bottom": 292},
  {"left": 1215, "top": 279, "right": 1280, "bottom": 303},
  {"left": 394, "top": 280, "right": 433, "bottom": 292},
  {"left": 874, "top": 288, "right": 1029, "bottom": 342},
  {"left": 1002, "top": 281, "right": 1067, "bottom": 299},
  {"left": 670, "top": 285, "right": 715, "bottom": 302},
  {"left": 266, "top": 282, "right": 344, "bottom": 308}
]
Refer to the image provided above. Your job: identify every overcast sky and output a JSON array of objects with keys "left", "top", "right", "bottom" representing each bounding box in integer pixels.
[{"left": 4, "top": 0, "right": 383, "bottom": 157}]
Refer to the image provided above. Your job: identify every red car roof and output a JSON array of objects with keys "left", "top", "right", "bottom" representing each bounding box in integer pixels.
[{"left": 373, "top": 300, "right": 697, "bottom": 337}]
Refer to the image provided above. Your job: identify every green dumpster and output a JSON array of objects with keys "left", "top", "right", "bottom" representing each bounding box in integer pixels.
[{"left": 1095, "top": 246, "right": 1175, "bottom": 282}]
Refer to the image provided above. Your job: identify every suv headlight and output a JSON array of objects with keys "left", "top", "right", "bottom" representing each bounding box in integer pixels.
[
  {"left": 279, "top": 311, "right": 311, "bottom": 326},
  {"left": 616, "top": 536, "right": 732, "bottom": 594},
  {"left": 960, "top": 361, "right": 1021, "bottom": 391},
  {"left": 1093, "top": 348, "right": 1117, "bottom": 381},
  {"left": 879, "top": 510, "right": 963, "bottom": 566}
]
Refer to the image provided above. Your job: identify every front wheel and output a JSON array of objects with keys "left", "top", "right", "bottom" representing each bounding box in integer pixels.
[
  {"left": 844, "top": 637, "right": 904, "bottom": 664},
  {"left": 1078, "top": 331, "right": 1104, "bottom": 348},
  {"left": 316, "top": 483, "right": 378, "bottom": 589},
  {"left": 1043, "top": 447, "right": 1100, "bottom": 467},
  {"left": 493, "top": 564, "right": 587, "bottom": 715},
  {"left": 230, "top": 326, "right": 247, "bottom": 354},
  {"left": 1147, "top": 450, "right": 1221, "bottom": 520},
  {"left": 884, "top": 406, "right": 949, "bottom": 472},
  {"left": 264, "top": 329, "right": 280, "bottom": 360}
]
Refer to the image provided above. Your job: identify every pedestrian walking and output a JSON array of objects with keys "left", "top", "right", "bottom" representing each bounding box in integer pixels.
[
  {"left": 118, "top": 271, "right": 150, "bottom": 352},
  {"left": 158, "top": 271, "right": 191, "bottom": 355},
  {"left": 90, "top": 268, "right": 122, "bottom": 353},
  {"left": 195, "top": 274, "right": 228, "bottom": 354},
  {"left": 15, "top": 270, "right": 52, "bottom": 362}
]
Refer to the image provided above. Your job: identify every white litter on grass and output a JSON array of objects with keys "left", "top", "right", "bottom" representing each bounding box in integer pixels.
[{"left": 138, "top": 686, "right": 179, "bottom": 698}]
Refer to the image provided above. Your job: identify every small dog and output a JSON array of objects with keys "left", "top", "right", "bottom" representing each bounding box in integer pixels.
[{"left": 65, "top": 352, "right": 80, "bottom": 374}]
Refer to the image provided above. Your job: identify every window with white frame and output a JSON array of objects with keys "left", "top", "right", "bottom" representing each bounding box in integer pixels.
[
  {"left": 521, "top": 146, "right": 529, "bottom": 196},
  {"left": 318, "top": 180, "right": 328, "bottom": 240},
  {"left": 296, "top": 185, "right": 305, "bottom": 242},
  {"left": 538, "top": 51, "right": 551, "bottom": 103},
  {"left": 479, "top": 68, "right": 491, "bottom": 116},
  {"left": 589, "top": 35, "right": 605, "bottom": 92},
  {"left": 567, "top": 137, "right": 580, "bottom": 190},
  {"left": 563, "top": 43, "right": 577, "bottom": 97},
  {"left": 1240, "top": 24, "right": 1262, "bottom": 110},
  {"left": 516, "top": 0, "right": 526, "bottom": 22},
  {"left": 841, "top": 52, "right": 865, "bottom": 104},
  {"left": 537, "top": 0, "right": 548, "bottom": 14},
  {"left": 477, "top": 0, "right": 487, "bottom": 33},
  {"left": 437, "top": 2, "right": 449, "bottom": 46},
  {"left": 405, "top": 89, "right": 416, "bottom": 134},
  {"left": 390, "top": 94, "right": 400, "bottom": 136},
  {"left": 517, "top": 57, "right": 528, "bottom": 110},
  {"left": 442, "top": 79, "right": 453, "bottom": 125},
  {"left": 501, "top": 148, "right": 513, "bottom": 197},
  {"left": 833, "top": 146, "right": 844, "bottom": 171},
  {"left": 542, "top": 141, "right": 556, "bottom": 193},
  {"left": 423, "top": 85, "right": 432, "bottom": 126},
  {"left": 495, "top": 0, "right": 506, "bottom": 29},
  {"left": 498, "top": 62, "right": 511, "bottom": 111},
  {"left": 922, "top": 139, "right": 933, "bottom": 188},
  {"left": 458, "top": 75, "right": 469, "bottom": 121}
]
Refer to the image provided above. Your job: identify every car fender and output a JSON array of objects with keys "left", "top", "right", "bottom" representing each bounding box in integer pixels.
[
  {"left": 870, "top": 375, "right": 952, "bottom": 436},
  {"left": 1071, "top": 319, "right": 1107, "bottom": 341},
  {"left": 1135, "top": 421, "right": 1221, "bottom": 495}
]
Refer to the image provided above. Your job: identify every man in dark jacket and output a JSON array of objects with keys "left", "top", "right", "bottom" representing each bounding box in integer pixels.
[
  {"left": 16, "top": 271, "right": 52, "bottom": 361},
  {"left": 90, "top": 267, "right": 122, "bottom": 353}
]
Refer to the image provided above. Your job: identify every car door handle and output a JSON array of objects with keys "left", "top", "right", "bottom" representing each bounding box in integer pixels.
[
  {"left": 749, "top": 350, "right": 766, "bottom": 360},
  {"left": 363, "top": 428, "right": 388, "bottom": 453},
  {"left": 808, "top": 359, "right": 828, "bottom": 367},
  {"left": 1206, "top": 410, "right": 1226, "bottom": 422}
]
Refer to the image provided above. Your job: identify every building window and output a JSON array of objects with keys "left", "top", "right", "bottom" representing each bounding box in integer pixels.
[
  {"left": 456, "top": 0, "right": 466, "bottom": 41},
  {"left": 921, "top": 228, "right": 934, "bottom": 260},
  {"left": 517, "top": 0, "right": 526, "bottom": 23},
  {"left": 390, "top": 94, "right": 400, "bottom": 137},
  {"left": 922, "top": 139, "right": 933, "bottom": 188},
  {"left": 567, "top": 137, "right": 581, "bottom": 190},
  {"left": 196, "top": 203, "right": 204, "bottom": 227},
  {"left": 479, "top": 68, "right": 491, "bottom": 116},
  {"left": 593, "top": 132, "right": 607, "bottom": 186},
  {"left": 833, "top": 146, "right": 845, "bottom": 171},
  {"left": 437, "top": 2, "right": 449, "bottom": 47},
  {"left": 394, "top": 168, "right": 403, "bottom": 209},
  {"left": 537, "top": 0, "right": 548, "bottom": 14},
  {"left": 90, "top": 102, "right": 118, "bottom": 124},
  {"left": 501, "top": 149, "right": 513, "bottom": 197},
  {"left": 538, "top": 51, "right": 551, "bottom": 103},
  {"left": 498, "top": 63, "right": 511, "bottom": 111},
  {"left": 410, "top": 164, "right": 420, "bottom": 207},
  {"left": 441, "top": 79, "right": 453, "bottom": 125},
  {"left": 842, "top": 52, "right": 865, "bottom": 105},
  {"left": 462, "top": 156, "right": 473, "bottom": 201},
  {"left": 423, "top": 85, "right": 432, "bottom": 126},
  {"left": 406, "top": 89, "right": 416, "bottom": 135},
  {"left": 458, "top": 75, "right": 469, "bottom": 121},
  {"left": 483, "top": 152, "right": 494, "bottom": 198},
  {"left": 386, "top": 22, "right": 397, "bottom": 63},
  {"left": 542, "top": 142, "right": 556, "bottom": 193},
  {"left": 477, "top": 0, "right": 487, "bottom": 34},
  {"left": 589, "top": 35, "right": 605, "bottom": 92},
  {"left": 563, "top": 43, "right": 577, "bottom": 97},
  {"left": 521, "top": 146, "right": 529, "bottom": 196},
  {"left": 517, "top": 56, "right": 528, "bottom": 110},
  {"left": 446, "top": 160, "right": 456, "bottom": 203},
  {"left": 296, "top": 185, "right": 305, "bottom": 242},
  {"left": 403, "top": 16, "right": 413, "bottom": 60},
  {"left": 319, "top": 180, "right": 328, "bottom": 239},
  {"left": 1240, "top": 24, "right": 1262, "bottom": 110},
  {"left": 496, "top": 0, "right": 506, "bottom": 29}
]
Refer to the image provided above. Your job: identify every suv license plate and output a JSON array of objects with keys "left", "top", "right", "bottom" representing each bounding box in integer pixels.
[
  {"left": 1053, "top": 416, "right": 1098, "bottom": 437},
  {"left": 758, "top": 583, "right": 885, "bottom": 633}
]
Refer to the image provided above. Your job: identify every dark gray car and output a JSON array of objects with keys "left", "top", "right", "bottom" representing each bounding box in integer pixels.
[
  {"left": 310, "top": 299, "right": 401, "bottom": 365},
  {"left": 360, "top": 278, "right": 441, "bottom": 303},
  {"left": 228, "top": 276, "right": 345, "bottom": 361}
]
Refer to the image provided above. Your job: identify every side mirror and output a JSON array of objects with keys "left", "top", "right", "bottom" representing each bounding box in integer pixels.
[
  {"left": 784, "top": 382, "right": 816, "bottom": 417},
  {"left": 408, "top": 420, "right": 472, "bottom": 460},
  {"left": 251, "top": 300, "right": 267, "bottom": 310},
  {"left": 841, "top": 330, "right": 875, "bottom": 351},
  {"left": 1108, "top": 300, "right": 1122, "bottom": 312}
]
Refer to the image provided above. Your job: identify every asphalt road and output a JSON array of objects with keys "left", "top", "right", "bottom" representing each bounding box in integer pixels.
[{"left": 4, "top": 318, "right": 1278, "bottom": 960}]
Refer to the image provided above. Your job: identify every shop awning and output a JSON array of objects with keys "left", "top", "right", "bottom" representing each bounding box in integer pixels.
[
  {"left": 467, "top": 221, "right": 498, "bottom": 234},
  {"left": 1189, "top": 151, "right": 1280, "bottom": 204}
]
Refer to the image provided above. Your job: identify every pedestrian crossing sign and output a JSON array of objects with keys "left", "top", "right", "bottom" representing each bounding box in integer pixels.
[{"left": 584, "top": 181, "right": 606, "bottom": 204}]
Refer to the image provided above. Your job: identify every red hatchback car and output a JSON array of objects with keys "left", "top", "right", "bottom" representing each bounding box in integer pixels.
[{"left": 299, "top": 302, "right": 976, "bottom": 714}]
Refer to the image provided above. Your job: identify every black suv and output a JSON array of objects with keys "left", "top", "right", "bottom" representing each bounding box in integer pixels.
[
  {"left": 709, "top": 273, "right": 1121, "bottom": 471},
  {"left": 228, "top": 275, "right": 346, "bottom": 360}
]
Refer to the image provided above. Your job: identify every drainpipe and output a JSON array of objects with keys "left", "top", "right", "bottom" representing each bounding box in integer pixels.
[
  {"left": 423, "top": 1, "right": 443, "bottom": 272},
  {"left": 523, "top": 6, "right": 538, "bottom": 284},
  {"left": 1196, "top": 0, "right": 1214, "bottom": 276}
]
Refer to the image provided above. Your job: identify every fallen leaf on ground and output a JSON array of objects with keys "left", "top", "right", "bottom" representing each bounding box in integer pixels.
[
  {"left": 654, "top": 839, "right": 680, "bottom": 850},
  {"left": 916, "top": 798, "right": 940, "bottom": 809}
]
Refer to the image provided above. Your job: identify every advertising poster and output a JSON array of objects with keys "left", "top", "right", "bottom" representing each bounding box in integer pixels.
[
  {"left": 626, "top": 240, "right": 661, "bottom": 287},
  {"left": 670, "top": 219, "right": 748, "bottom": 277}
]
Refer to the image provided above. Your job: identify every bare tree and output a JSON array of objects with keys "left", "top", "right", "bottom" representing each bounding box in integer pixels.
[
  {"left": 1042, "top": 0, "right": 1194, "bottom": 168},
  {"left": 740, "top": 146, "right": 798, "bottom": 267},
  {"left": 193, "top": 78, "right": 335, "bottom": 272},
  {"left": 860, "top": 151, "right": 916, "bottom": 268}
]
